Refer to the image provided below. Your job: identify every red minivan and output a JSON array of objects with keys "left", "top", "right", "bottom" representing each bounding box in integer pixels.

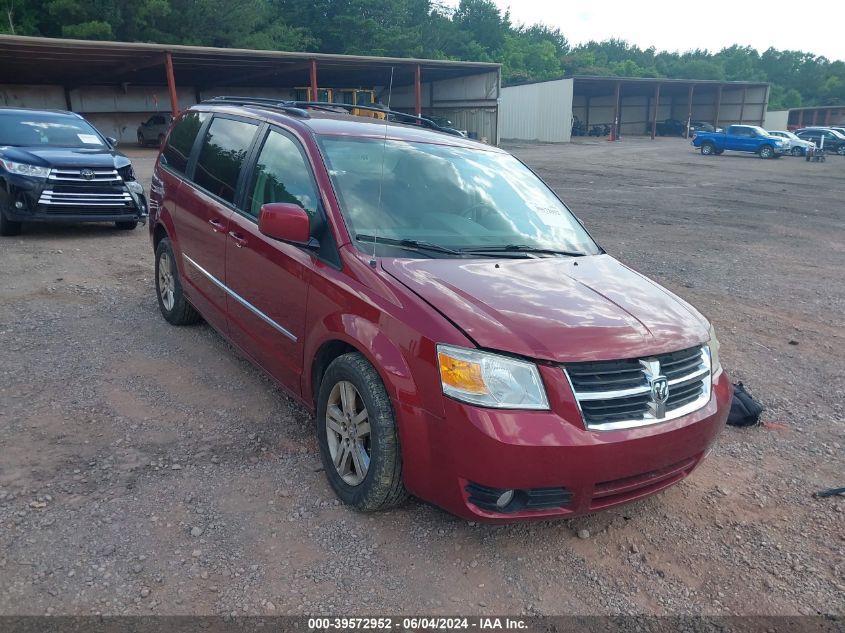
[{"left": 149, "top": 98, "right": 730, "bottom": 521}]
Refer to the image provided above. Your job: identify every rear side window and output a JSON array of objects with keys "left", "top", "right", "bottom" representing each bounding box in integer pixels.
[
  {"left": 162, "top": 111, "right": 208, "bottom": 175},
  {"left": 245, "top": 129, "right": 319, "bottom": 220},
  {"left": 193, "top": 117, "right": 259, "bottom": 205}
]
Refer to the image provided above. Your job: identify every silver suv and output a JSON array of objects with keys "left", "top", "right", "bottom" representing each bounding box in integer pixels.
[{"left": 137, "top": 114, "right": 172, "bottom": 147}]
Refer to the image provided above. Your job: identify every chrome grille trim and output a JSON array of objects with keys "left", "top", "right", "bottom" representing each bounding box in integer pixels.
[
  {"left": 48, "top": 168, "right": 121, "bottom": 182},
  {"left": 38, "top": 190, "right": 133, "bottom": 207},
  {"left": 564, "top": 346, "right": 712, "bottom": 431}
]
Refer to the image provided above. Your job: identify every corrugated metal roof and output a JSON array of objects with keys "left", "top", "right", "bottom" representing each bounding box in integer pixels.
[{"left": 0, "top": 35, "right": 500, "bottom": 88}]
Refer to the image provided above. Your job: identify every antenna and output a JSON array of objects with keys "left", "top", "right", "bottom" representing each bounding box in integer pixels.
[{"left": 370, "top": 65, "right": 394, "bottom": 268}]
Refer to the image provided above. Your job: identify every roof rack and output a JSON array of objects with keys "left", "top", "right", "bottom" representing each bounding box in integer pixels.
[
  {"left": 201, "top": 96, "right": 311, "bottom": 118},
  {"left": 201, "top": 96, "right": 463, "bottom": 137}
]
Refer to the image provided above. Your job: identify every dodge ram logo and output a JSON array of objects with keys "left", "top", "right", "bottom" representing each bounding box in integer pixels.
[
  {"left": 651, "top": 377, "right": 669, "bottom": 404},
  {"left": 640, "top": 359, "right": 670, "bottom": 418},
  {"left": 80, "top": 168, "right": 95, "bottom": 180}
]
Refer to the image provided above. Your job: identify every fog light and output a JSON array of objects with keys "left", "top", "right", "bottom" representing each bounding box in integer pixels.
[
  {"left": 495, "top": 489, "right": 515, "bottom": 509},
  {"left": 15, "top": 200, "right": 24, "bottom": 209}
]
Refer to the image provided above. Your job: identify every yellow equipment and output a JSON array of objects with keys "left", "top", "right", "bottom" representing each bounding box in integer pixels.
[
  {"left": 293, "top": 87, "right": 333, "bottom": 102},
  {"left": 333, "top": 89, "right": 386, "bottom": 120}
]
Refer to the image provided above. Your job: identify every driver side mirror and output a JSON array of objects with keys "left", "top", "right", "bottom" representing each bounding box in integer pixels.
[
  {"left": 258, "top": 203, "right": 311, "bottom": 244},
  {"left": 106, "top": 136, "right": 119, "bottom": 148}
]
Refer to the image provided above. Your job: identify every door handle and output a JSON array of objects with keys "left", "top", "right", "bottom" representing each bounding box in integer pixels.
[
  {"left": 208, "top": 218, "right": 226, "bottom": 233},
  {"left": 228, "top": 231, "right": 248, "bottom": 248}
]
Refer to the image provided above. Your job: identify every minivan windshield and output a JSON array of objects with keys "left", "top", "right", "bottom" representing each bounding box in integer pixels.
[
  {"left": 319, "top": 137, "right": 601, "bottom": 257},
  {"left": 0, "top": 112, "right": 106, "bottom": 148}
]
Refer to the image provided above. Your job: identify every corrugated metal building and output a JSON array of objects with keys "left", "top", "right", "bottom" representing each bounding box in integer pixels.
[
  {"left": 500, "top": 76, "right": 771, "bottom": 143},
  {"left": 0, "top": 35, "right": 501, "bottom": 144}
]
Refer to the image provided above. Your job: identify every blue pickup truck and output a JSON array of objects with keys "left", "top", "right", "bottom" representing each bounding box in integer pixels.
[{"left": 692, "top": 125, "right": 786, "bottom": 159}]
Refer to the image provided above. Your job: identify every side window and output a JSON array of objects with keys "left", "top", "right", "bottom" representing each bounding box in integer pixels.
[
  {"left": 245, "top": 129, "right": 320, "bottom": 220},
  {"left": 193, "top": 117, "right": 259, "bottom": 205},
  {"left": 152, "top": 115, "right": 165, "bottom": 125},
  {"left": 161, "top": 111, "right": 208, "bottom": 175}
]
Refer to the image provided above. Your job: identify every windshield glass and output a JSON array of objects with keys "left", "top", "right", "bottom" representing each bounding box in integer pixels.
[
  {"left": 0, "top": 112, "right": 106, "bottom": 148},
  {"left": 318, "top": 137, "right": 600, "bottom": 257}
]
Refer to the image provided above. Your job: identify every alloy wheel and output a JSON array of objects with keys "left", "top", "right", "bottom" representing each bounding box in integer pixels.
[
  {"left": 158, "top": 251, "right": 175, "bottom": 311},
  {"left": 325, "top": 380, "right": 371, "bottom": 486}
]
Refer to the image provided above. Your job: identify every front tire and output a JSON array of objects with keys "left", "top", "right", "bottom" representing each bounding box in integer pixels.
[
  {"left": 700, "top": 142, "right": 715, "bottom": 156},
  {"left": 155, "top": 237, "right": 201, "bottom": 326},
  {"left": 0, "top": 209, "right": 22, "bottom": 236},
  {"left": 837, "top": 146, "right": 845, "bottom": 156},
  {"left": 759, "top": 145, "right": 775, "bottom": 159},
  {"left": 791, "top": 147, "right": 803, "bottom": 157},
  {"left": 317, "top": 352, "right": 408, "bottom": 512}
]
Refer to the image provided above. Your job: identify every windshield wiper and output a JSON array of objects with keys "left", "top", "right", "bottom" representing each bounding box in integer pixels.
[
  {"left": 460, "top": 245, "right": 589, "bottom": 257},
  {"left": 355, "top": 234, "right": 463, "bottom": 256}
]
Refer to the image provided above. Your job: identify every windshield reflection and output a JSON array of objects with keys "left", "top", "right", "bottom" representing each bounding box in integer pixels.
[{"left": 319, "top": 137, "right": 600, "bottom": 257}]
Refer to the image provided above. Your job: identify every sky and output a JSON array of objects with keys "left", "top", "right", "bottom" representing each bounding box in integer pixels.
[{"left": 448, "top": 0, "right": 845, "bottom": 62}]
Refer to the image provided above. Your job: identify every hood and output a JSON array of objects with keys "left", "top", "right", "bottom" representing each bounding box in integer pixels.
[
  {"left": 382, "top": 254, "right": 709, "bottom": 363},
  {"left": 0, "top": 146, "right": 129, "bottom": 169}
]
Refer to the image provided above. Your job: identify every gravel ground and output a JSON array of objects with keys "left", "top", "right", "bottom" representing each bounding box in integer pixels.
[{"left": 0, "top": 138, "right": 842, "bottom": 617}]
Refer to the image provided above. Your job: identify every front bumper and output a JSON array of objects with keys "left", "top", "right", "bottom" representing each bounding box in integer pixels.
[
  {"left": 2, "top": 173, "right": 147, "bottom": 224},
  {"left": 398, "top": 367, "right": 731, "bottom": 522}
]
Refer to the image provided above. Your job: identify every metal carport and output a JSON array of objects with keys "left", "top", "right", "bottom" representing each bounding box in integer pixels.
[{"left": 0, "top": 35, "right": 501, "bottom": 144}]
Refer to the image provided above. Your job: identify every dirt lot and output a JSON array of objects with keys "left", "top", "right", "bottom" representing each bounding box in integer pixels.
[{"left": 0, "top": 137, "right": 842, "bottom": 617}]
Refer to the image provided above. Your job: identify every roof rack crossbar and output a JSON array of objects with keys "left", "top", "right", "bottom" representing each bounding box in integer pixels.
[
  {"left": 201, "top": 96, "right": 311, "bottom": 118},
  {"left": 200, "top": 96, "right": 464, "bottom": 137},
  {"left": 288, "top": 101, "right": 460, "bottom": 135}
]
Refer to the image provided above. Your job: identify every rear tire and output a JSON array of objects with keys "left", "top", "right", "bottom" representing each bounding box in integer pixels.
[
  {"left": 155, "top": 237, "right": 201, "bottom": 326},
  {"left": 115, "top": 220, "right": 138, "bottom": 230},
  {"left": 0, "top": 209, "right": 22, "bottom": 236},
  {"left": 317, "top": 352, "right": 408, "bottom": 512},
  {"left": 700, "top": 142, "right": 716, "bottom": 156}
]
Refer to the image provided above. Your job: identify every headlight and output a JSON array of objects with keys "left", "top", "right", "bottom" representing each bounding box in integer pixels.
[
  {"left": 0, "top": 158, "right": 50, "bottom": 178},
  {"left": 705, "top": 324, "right": 721, "bottom": 375},
  {"left": 436, "top": 344, "right": 549, "bottom": 410}
]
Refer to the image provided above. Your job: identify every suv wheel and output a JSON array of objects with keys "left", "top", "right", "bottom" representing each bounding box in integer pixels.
[
  {"left": 700, "top": 142, "right": 715, "bottom": 156},
  {"left": 317, "top": 353, "right": 408, "bottom": 512},
  {"left": 155, "top": 237, "right": 201, "bottom": 325},
  {"left": 0, "top": 208, "right": 22, "bottom": 237},
  {"left": 759, "top": 145, "right": 774, "bottom": 159}
]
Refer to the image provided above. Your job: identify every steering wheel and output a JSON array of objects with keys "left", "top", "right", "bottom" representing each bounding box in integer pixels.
[{"left": 458, "top": 202, "right": 498, "bottom": 223}]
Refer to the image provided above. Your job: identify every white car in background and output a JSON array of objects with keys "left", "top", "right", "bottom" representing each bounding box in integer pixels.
[{"left": 767, "top": 130, "right": 814, "bottom": 156}]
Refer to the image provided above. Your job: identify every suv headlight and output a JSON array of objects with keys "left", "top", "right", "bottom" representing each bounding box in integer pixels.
[
  {"left": 0, "top": 159, "right": 50, "bottom": 178},
  {"left": 436, "top": 344, "right": 549, "bottom": 410},
  {"left": 705, "top": 324, "right": 721, "bottom": 375}
]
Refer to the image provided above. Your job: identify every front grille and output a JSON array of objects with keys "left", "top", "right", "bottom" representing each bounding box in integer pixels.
[
  {"left": 565, "top": 346, "right": 711, "bottom": 431},
  {"left": 48, "top": 168, "right": 122, "bottom": 183},
  {"left": 465, "top": 482, "right": 573, "bottom": 514},
  {"left": 37, "top": 168, "right": 135, "bottom": 215}
]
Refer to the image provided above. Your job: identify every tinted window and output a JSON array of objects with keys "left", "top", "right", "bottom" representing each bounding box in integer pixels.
[
  {"left": 193, "top": 117, "right": 259, "bottom": 205},
  {"left": 151, "top": 115, "right": 165, "bottom": 125},
  {"left": 245, "top": 129, "right": 319, "bottom": 219},
  {"left": 162, "top": 111, "right": 208, "bottom": 175}
]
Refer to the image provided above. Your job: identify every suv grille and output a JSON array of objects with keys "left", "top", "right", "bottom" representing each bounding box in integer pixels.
[
  {"left": 565, "top": 346, "right": 711, "bottom": 431},
  {"left": 38, "top": 168, "right": 134, "bottom": 214}
]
